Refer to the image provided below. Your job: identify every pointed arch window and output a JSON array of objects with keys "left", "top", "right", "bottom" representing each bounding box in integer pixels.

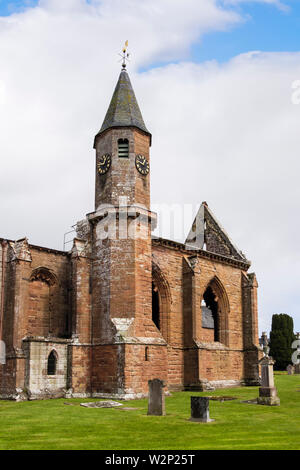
[
  {"left": 152, "top": 282, "right": 160, "bottom": 330},
  {"left": 201, "top": 277, "right": 230, "bottom": 346},
  {"left": 201, "top": 286, "right": 219, "bottom": 342},
  {"left": 47, "top": 350, "right": 57, "bottom": 376},
  {"left": 118, "top": 138, "right": 129, "bottom": 158},
  {"left": 152, "top": 261, "right": 172, "bottom": 342}
]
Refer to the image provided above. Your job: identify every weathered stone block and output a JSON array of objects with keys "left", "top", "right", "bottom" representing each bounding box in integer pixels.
[
  {"left": 190, "top": 396, "right": 214, "bottom": 423},
  {"left": 147, "top": 379, "right": 166, "bottom": 416}
]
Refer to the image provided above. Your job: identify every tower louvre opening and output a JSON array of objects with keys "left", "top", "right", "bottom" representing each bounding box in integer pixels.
[{"left": 118, "top": 138, "right": 129, "bottom": 158}]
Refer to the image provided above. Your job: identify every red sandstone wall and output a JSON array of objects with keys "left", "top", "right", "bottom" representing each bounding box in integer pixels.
[
  {"left": 92, "top": 345, "right": 123, "bottom": 395},
  {"left": 198, "top": 349, "right": 244, "bottom": 383},
  {"left": 0, "top": 359, "right": 16, "bottom": 398},
  {"left": 91, "top": 343, "right": 168, "bottom": 398},
  {"left": 69, "top": 345, "right": 91, "bottom": 395},
  {"left": 71, "top": 255, "right": 91, "bottom": 344},
  {"left": 0, "top": 227, "right": 260, "bottom": 400},
  {"left": 124, "top": 344, "right": 168, "bottom": 396},
  {"left": 152, "top": 245, "right": 186, "bottom": 388},
  {"left": 0, "top": 242, "right": 72, "bottom": 399},
  {"left": 27, "top": 247, "right": 71, "bottom": 340},
  {"left": 152, "top": 241, "right": 259, "bottom": 389},
  {"left": 94, "top": 128, "right": 151, "bottom": 210}
]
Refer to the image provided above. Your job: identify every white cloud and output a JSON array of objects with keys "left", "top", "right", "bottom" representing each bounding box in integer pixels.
[
  {"left": 0, "top": 0, "right": 299, "bottom": 333},
  {"left": 145, "top": 52, "right": 300, "bottom": 333},
  {"left": 221, "top": 0, "right": 289, "bottom": 12}
]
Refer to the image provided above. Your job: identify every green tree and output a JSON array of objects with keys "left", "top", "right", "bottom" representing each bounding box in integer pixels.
[{"left": 269, "top": 314, "right": 296, "bottom": 370}]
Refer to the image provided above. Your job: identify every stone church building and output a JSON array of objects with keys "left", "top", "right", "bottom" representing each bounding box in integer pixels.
[{"left": 0, "top": 64, "right": 261, "bottom": 400}]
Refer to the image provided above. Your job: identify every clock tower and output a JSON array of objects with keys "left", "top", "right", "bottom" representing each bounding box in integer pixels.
[{"left": 89, "top": 63, "right": 168, "bottom": 398}]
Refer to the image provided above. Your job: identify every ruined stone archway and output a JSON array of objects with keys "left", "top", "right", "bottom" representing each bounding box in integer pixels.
[
  {"left": 30, "top": 267, "right": 58, "bottom": 287},
  {"left": 201, "top": 276, "right": 230, "bottom": 346},
  {"left": 28, "top": 267, "right": 65, "bottom": 338}
]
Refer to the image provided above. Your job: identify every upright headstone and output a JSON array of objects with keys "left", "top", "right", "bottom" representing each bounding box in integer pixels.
[
  {"left": 190, "top": 397, "right": 214, "bottom": 423},
  {"left": 257, "top": 356, "right": 280, "bottom": 406},
  {"left": 292, "top": 333, "right": 300, "bottom": 372},
  {"left": 0, "top": 341, "right": 5, "bottom": 365},
  {"left": 287, "top": 364, "right": 294, "bottom": 375},
  {"left": 147, "top": 379, "right": 166, "bottom": 416}
]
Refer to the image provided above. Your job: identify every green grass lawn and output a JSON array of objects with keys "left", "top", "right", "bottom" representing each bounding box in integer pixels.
[{"left": 0, "top": 373, "right": 299, "bottom": 450}]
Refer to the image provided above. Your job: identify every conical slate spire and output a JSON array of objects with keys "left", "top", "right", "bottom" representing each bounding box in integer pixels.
[{"left": 95, "top": 69, "right": 151, "bottom": 144}]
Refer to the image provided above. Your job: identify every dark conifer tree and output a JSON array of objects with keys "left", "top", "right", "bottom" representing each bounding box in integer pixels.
[{"left": 269, "top": 314, "right": 296, "bottom": 370}]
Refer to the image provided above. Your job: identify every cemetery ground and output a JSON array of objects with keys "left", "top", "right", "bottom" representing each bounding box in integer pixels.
[{"left": 0, "top": 373, "right": 299, "bottom": 450}]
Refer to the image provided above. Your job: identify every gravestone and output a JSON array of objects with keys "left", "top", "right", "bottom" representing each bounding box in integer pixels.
[
  {"left": 80, "top": 401, "right": 123, "bottom": 408},
  {"left": 294, "top": 334, "right": 300, "bottom": 374},
  {"left": 190, "top": 397, "right": 214, "bottom": 423},
  {"left": 257, "top": 356, "right": 280, "bottom": 406},
  {"left": 147, "top": 379, "right": 166, "bottom": 416},
  {"left": 295, "top": 363, "right": 300, "bottom": 375},
  {"left": 287, "top": 364, "right": 294, "bottom": 375},
  {"left": 0, "top": 341, "right": 5, "bottom": 365}
]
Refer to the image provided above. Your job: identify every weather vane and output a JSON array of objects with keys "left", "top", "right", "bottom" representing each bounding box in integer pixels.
[{"left": 119, "top": 40, "right": 130, "bottom": 69}]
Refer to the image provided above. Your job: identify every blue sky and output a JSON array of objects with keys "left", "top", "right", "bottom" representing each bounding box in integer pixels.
[
  {"left": 192, "top": 2, "right": 300, "bottom": 63},
  {"left": 0, "top": 0, "right": 38, "bottom": 16},
  {"left": 1, "top": 0, "right": 298, "bottom": 64}
]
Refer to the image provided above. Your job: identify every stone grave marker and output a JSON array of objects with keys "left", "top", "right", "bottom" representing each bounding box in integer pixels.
[
  {"left": 190, "top": 397, "right": 214, "bottom": 423},
  {"left": 147, "top": 379, "right": 166, "bottom": 416},
  {"left": 80, "top": 401, "right": 123, "bottom": 408},
  {"left": 294, "top": 363, "right": 300, "bottom": 375},
  {"left": 257, "top": 356, "right": 280, "bottom": 406},
  {"left": 0, "top": 341, "right": 5, "bottom": 365}
]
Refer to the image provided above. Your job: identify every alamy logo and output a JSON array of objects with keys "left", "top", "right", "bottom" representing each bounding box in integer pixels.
[
  {"left": 291, "top": 80, "right": 300, "bottom": 105},
  {"left": 94, "top": 197, "right": 204, "bottom": 250},
  {"left": 291, "top": 340, "right": 300, "bottom": 365},
  {"left": 0, "top": 340, "right": 6, "bottom": 365}
]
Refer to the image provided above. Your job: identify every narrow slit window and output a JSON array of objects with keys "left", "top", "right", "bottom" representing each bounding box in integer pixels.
[
  {"left": 118, "top": 139, "right": 129, "bottom": 158},
  {"left": 145, "top": 346, "right": 149, "bottom": 362}
]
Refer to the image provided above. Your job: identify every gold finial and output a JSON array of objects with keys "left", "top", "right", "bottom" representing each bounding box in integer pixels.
[{"left": 119, "top": 40, "right": 130, "bottom": 69}]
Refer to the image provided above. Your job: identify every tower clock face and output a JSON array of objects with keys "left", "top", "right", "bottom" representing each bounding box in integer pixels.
[
  {"left": 135, "top": 155, "right": 149, "bottom": 175},
  {"left": 97, "top": 154, "right": 111, "bottom": 175}
]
